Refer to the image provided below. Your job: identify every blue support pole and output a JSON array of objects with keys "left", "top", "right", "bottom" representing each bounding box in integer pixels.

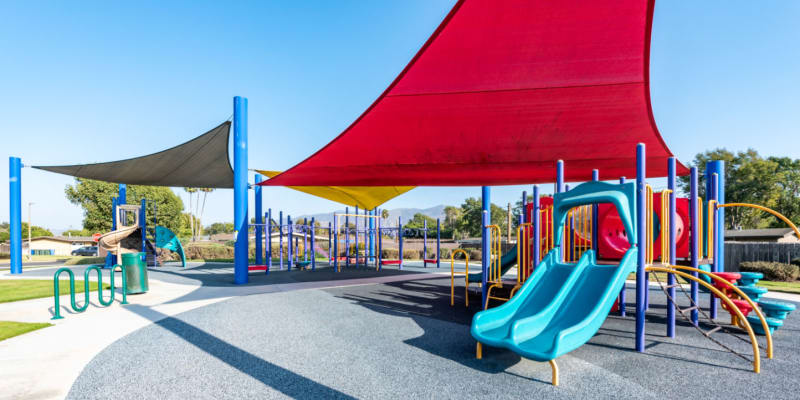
[
  {"left": 355, "top": 208, "right": 360, "bottom": 266},
  {"left": 436, "top": 218, "right": 441, "bottom": 268},
  {"left": 254, "top": 174, "right": 263, "bottom": 266},
  {"left": 345, "top": 208, "right": 350, "bottom": 268},
  {"left": 556, "top": 160, "right": 564, "bottom": 193},
  {"left": 311, "top": 217, "right": 316, "bottom": 270},
  {"left": 369, "top": 209, "right": 375, "bottom": 263},
  {"left": 532, "top": 185, "right": 541, "bottom": 271},
  {"left": 635, "top": 143, "right": 646, "bottom": 352},
  {"left": 333, "top": 213, "right": 339, "bottom": 271},
  {"left": 707, "top": 160, "right": 725, "bottom": 272},
  {"left": 423, "top": 218, "right": 428, "bottom": 267},
  {"left": 619, "top": 176, "right": 627, "bottom": 317},
  {"left": 118, "top": 184, "right": 127, "bottom": 205},
  {"left": 328, "top": 221, "right": 332, "bottom": 264},
  {"left": 481, "top": 186, "right": 490, "bottom": 308},
  {"left": 105, "top": 197, "right": 118, "bottom": 268},
  {"left": 667, "top": 157, "right": 676, "bottom": 337},
  {"left": 710, "top": 172, "right": 719, "bottom": 319},
  {"left": 140, "top": 198, "right": 147, "bottom": 254},
  {"left": 288, "top": 215, "right": 293, "bottom": 270},
  {"left": 267, "top": 209, "right": 272, "bottom": 274},
  {"left": 9, "top": 157, "right": 22, "bottom": 274},
  {"left": 279, "top": 211, "right": 284, "bottom": 269},
  {"left": 233, "top": 96, "right": 249, "bottom": 284},
  {"left": 592, "top": 169, "right": 599, "bottom": 252},
  {"left": 398, "top": 216, "right": 403, "bottom": 269},
  {"left": 522, "top": 190, "right": 528, "bottom": 224},
  {"left": 689, "top": 168, "right": 700, "bottom": 324}
]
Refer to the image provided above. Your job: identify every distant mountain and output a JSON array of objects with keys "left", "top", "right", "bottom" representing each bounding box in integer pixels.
[{"left": 296, "top": 205, "right": 445, "bottom": 227}]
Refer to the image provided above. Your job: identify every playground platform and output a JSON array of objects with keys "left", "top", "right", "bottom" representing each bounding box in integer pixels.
[{"left": 5, "top": 262, "right": 795, "bottom": 399}]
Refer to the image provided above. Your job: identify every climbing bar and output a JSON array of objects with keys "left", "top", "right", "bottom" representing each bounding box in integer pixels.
[
  {"left": 660, "top": 189, "right": 672, "bottom": 265},
  {"left": 645, "top": 266, "right": 761, "bottom": 373},
  {"left": 512, "top": 223, "right": 532, "bottom": 297},
  {"left": 484, "top": 224, "right": 505, "bottom": 309}
]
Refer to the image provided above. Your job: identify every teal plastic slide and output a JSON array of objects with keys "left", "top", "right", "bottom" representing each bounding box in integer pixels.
[
  {"left": 155, "top": 226, "right": 186, "bottom": 268},
  {"left": 471, "top": 181, "right": 637, "bottom": 362},
  {"left": 467, "top": 244, "right": 518, "bottom": 283}
]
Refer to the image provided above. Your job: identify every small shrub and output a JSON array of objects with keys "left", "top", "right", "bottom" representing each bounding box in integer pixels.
[
  {"left": 439, "top": 248, "right": 452, "bottom": 260},
  {"left": 739, "top": 261, "right": 800, "bottom": 282},
  {"left": 381, "top": 249, "right": 399, "bottom": 259},
  {"left": 403, "top": 249, "right": 420, "bottom": 260},
  {"left": 0, "top": 253, "right": 9, "bottom": 259},
  {"left": 791, "top": 257, "right": 800, "bottom": 268},
  {"left": 469, "top": 249, "right": 482, "bottom": 262}
]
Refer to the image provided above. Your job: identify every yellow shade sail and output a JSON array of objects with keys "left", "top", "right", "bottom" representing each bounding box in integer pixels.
[{"left": 255, "top": 170, "right": 414, "bottom": 210}]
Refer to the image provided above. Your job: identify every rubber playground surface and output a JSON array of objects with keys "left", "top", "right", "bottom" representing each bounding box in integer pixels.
[{"left": 49, "top": 262, "right": 800, "bottom": 399}]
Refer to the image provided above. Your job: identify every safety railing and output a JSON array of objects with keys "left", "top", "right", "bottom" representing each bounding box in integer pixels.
[
  {"left": 52, "top": 265, "right": 128, "bottom": 320},
  {"left": 484, "top": 224, "right": 504, "bottom": 309},
  {"left": 511, "top": 223, "right": 532, "bottom": 297},
  {"left": 540, "top": 205, "right": 554, "bottom": 260},
  {"left": 449, "top": 249, "right": 470, "bottom": 307},
  {"left": 563, "top": 205, "right": 592, "bottom": 263}
]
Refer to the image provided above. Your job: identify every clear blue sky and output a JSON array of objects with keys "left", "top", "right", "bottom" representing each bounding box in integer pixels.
[{"left": 1, "top": 1, "right": 798, "bottom": 231}]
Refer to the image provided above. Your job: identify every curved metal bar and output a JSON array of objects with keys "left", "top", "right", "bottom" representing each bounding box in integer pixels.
[
  {"left": 645, "top": 266, "right": 761, "bottom": 373},
  {"left": 717, "top": 203, "right": 800, "bottom": 240},
  {"left": 665, "top": 264, "right": 773, "bottom": 359},
  {"left": 549, "top": 359, "right": 559, "bottom": 386}
]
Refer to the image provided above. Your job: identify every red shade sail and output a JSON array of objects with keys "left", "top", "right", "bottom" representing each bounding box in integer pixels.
[{"left": 264, "top": 0, "right": 685, "bottom": 187}]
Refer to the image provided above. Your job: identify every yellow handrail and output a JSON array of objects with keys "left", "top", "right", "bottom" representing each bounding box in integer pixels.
[
  {"left": 484, "top": 224, "right": 504, "bottom": 309},
  {"left": 697, "top": 196, "right": 704, "bottom": 259},
  {"left": 660, "top": 189, "right": 673, "bottom": 265},
  {"left": 707, "top": 199, "right": 717, "bottom": 260},
  {"left": 717, "top": 203, "right": 800, "bottom": 240},
  {"left": 449, "top": 249, "right": 470, "bottom": 307},
  {"left": 645, "top": 266, "right": 761, "bottom": 373},
  {"left": 511, "top": 223, "right": 532, "bottom": 297},
  {"left": 665, "top": 264, "right": 773, "bottom": 359},
  {"left": 645, "top": 184, "right": 654, "bottom": 264}
]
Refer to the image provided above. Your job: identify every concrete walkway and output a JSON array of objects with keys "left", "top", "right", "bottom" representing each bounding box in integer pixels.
[{"left": 0, "top": 263, "right": 442, "bottom": 400}]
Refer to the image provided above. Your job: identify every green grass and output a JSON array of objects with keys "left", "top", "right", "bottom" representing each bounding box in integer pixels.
[
  {"left": 0, "top": 321, "right": 52, "bottom": 342},
  {"left": 756, "top": 280, "right": 800, "bottom": 294},
  {"left": 0, "top": 279, "right": 110, "bottom": 304},
  {"left": 63, "top": 256, "right": 106, "bottom": 266}
]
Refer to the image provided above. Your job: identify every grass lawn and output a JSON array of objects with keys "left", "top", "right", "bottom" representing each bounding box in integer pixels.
[
  {"left": 0, "top": 279, "right": 110, "bottom": 304},
  {"left": 756, "top": 280, "right": 800, "bottom": 294},
  {"left": 0, "top": 321, "right": 52, "bottom": 342},
  {"left": 63, "top": 256, "right": 105, "bottom": 266}
]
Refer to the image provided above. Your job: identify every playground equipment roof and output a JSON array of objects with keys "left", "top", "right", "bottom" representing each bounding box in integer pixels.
[
  {"left": 34, "top": 122, "right": 234, "bottom": 188},
  {"left": 263, "top": 0, "right": 687, "bottom": 187},
  {"left": 256, "top": 170, "right": 412, "bottom": 209}
]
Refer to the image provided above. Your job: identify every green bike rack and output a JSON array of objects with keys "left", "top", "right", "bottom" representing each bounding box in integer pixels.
[{"left": 52, "top": 264, "right": 129, "bottom": 320}]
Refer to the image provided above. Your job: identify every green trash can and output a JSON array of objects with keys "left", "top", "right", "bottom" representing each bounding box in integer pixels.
[{"left": 122, "top": 252, "right": 149, "bottom": 294}]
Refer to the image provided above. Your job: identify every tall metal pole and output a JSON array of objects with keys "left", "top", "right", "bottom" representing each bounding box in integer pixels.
[
  {"left": 522, "top": 190, "right": 528, "bottom": 224},
  {"left": 592, "top": 169, "right": 599, "bottom": 252},
  {"left": 707, "top": 160, "right": 725, "bottom": 271},
  {"left": 532, "top": 185, "right": 540, "bottom": 270},
  {"left": 619, "top": 176, "right": 627, "bottom": 317},
  {"left": 311, "top": 217, "right": 316, "bottom": 270},
  {"left": 267, "top": 209, "right": 272, "bottom": 273},
  {"left": 254, "top": 174, "right": 263, "bottom": 266},
  {"left": 436, "top": 218, "right": 441, "bottom": 268},
  {"left": 9, "top": 157, "right": 22, "bottom": 274},
  {"left": 689, "top": 167, "right": 700, "bottom": 324},
  {"left": 288, "top": 215, "right": 293, "bottom": 270},
  {"left": 481, "top": 186, "right": 490, "bottom": 308},
  {"left": 398, "top": 216, "right": 403, "bottom": 269},
  {"left": 709, "top": 173, "right": 719, "bottom": 319},
  {"left": 279, "top": 211, "right": 284, "bottom": 269},
  {"left": 423, "top": 218, "right": 428, "bottom": 267},
  {"left": 556, "top": 160, "right": 564, "bottom": 193},
  {"left": 666, "top": 157, "right": 676, "bottom": 337},
  {"left": 233, "top": 96, "right": 249, "bottom": 284},
  {"left": 635, "top": 143, "right": 646, "bottom": 353}
]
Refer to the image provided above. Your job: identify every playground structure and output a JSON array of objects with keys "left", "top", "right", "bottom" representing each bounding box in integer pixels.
[
  {"left": 250, "top": 210, "right": 320, "bottom": 272},
  {"left": 468, "top": 146, "right": 798, "bottom": 385}
]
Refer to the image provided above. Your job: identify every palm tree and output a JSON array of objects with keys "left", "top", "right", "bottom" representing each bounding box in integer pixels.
[
  {"left": 183, "top": 187, "right": 197, "bottom": 241},
  {"left": 197, "top": 188, "right": 214, "bottom": 238},
  {"left": 381, "top": 208, "right": 390, "bottom": 221}
]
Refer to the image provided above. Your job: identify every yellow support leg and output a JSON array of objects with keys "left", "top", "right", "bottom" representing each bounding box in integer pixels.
[
  {"left": 549, "top": 359, "right": 559, "bottom": 386},
  {"left": 476, "top": 342, "right": 482, "bottom": 359}
]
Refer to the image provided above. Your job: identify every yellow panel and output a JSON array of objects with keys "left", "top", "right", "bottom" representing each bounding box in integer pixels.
[{"left": 255, "top": 170, "right": 414, "bottom": 209}]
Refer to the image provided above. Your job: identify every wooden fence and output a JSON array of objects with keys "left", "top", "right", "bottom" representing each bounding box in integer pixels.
[{"left": 725, "top": 242, "right": 800, "bottom": 271}]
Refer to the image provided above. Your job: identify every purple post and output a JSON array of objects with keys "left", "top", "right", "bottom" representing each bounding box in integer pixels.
[
  {"left": 522, "top": 190, "right": 528, "bottom": 224},
  {"left": 619, "top": 176, "right": 627, "bottom": 317},
  {"left": 667, "top": 157, "right": 676, "bottom": 337},
  {"left": 532, "top": 185, "right": 541, "bottom": 270},
  {"left": 266, "top": 209, "right": 271, "bottom": 274},
  {"left": 689, "top": 168, "right": 700, "bottom": 324},
  {"left": 333, "top": 213, "right": 338, "bottom": 271},
  {"left": 287, "top": 215, "right": 293, "bottom": 270},
  {"left": 423, "top": 218, "right": 428, "bottom": 267},
  {"left": 710, "top": 173, "right": 719, "bottom": 319},
  {"left": 398, "top": 216, "right": 403, "bottom": 269},
  {"left": 635, "top": 143, "right": 646, "bottom": 353},
  {"left": 279, "top": 211, "right": 284, "bottom": 269},
  {"left": 592, "top": 169, "right": 599, "bottom": 252},
  {"left": 556, "top": 160, "right": 564, "bottom": 193}
]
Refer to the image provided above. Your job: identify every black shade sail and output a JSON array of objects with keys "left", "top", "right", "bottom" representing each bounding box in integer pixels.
[{"left": 34, "top": 122, "right": 233, "bottom": 188}]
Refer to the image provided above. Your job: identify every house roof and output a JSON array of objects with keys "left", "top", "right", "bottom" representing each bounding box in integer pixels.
[
  {"left": 30, "top": 236, "right": 96, "bottom": 243},
  {"left": 725, "top": 228, "right": 795, "bottom": 238}
]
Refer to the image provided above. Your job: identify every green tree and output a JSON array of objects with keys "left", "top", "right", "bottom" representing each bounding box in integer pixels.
[
  {"left": 21, "top": 223, "right": 53, "bottom": 239},
  {"left": 65, "top": 178, "right": 185, "bottom": 234},
  {"left": 62, "top": 228, "right": 92, "bottom": 237},
  {"left": 205, "top": 222, "right": 234, "bottom": 235},
  {"left": 678, "top": 149, "right": 800, "bottom": 229},
  {"left": 403, "top": 213, "right": 437, "bottom": 238},
  {"left": 457, "top": 197, "right": 508, "bottom": 238}
]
